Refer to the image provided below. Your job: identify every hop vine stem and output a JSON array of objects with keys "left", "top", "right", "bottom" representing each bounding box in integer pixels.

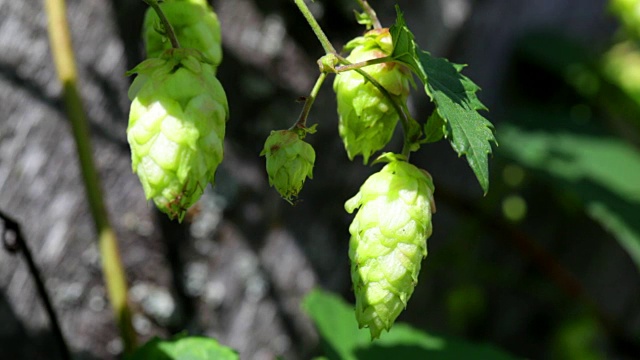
[
  {"left": 144, "top": 0, "right": 181, "bottom": 49},
  {"left": 294, "top": 0, "right": 416, "bottom": 157},
  {"left": 334, "top": 56, "right": 394, "bottom": 73},
  {"left": 294, "top": 0, "right": 336, "bottom": 55},
  {"left": 292, "top": 72, "right": 327, "bottom": 130},
  {"left": 44, "top": 0, "right": 136, "bottom": 353}
]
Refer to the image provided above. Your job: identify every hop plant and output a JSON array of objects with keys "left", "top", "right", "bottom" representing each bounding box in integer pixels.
[
  {"left": 333, "top": 28, "right": 412, "bottom": 164},
  {"left": 143, "top": 0, "right": 222, "bottom": 69},
  {"left": 345, "top": 155, "right": 436, "bottom": 339},
  {"left": 260, "top": 129, "right": 316, "bottom": 203},
  {"left": 127, "top": 48, "right": 228, "bottom": 221}
]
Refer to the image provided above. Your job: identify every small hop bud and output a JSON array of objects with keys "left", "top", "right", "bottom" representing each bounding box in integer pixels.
[
  {"left": 127, "top": 48, "right": 228, "bottom": 222},
  {"left": 333, "top": 28, "right": 412, "bottom": 163},
  {"left": 345, "top": 156, "right": 436, "bottom": 339},
  {"left": 144, "top": 0, "right": 223, "bottom": 69},
  {"left": 261, "top": 129, "right": 316, "bottom": 203}
]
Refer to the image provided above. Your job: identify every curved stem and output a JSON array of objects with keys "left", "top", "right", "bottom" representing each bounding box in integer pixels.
[
  {"left": 334, "top": 56, "right": 393, "bottom": 73},
  {"left": 44, "top": 0, "right": 137, "bottom": 354},
  {"left": 336, "top": 54, "right": 414, "bottom": 159},
  {"left": 292, "top": 72, "right": 328, "bottom": 130},
  {"left": 144, "top": 0, "right": 180, "bottom": 49},
  {"left": 357, "top": 0, "right": 382, "bottom": 29},
  {"left": 294, "top": 0, "right": 336, "bottom": 54},
  {"left": 0, "top": 211, "right": 71, "bottom": 360}
]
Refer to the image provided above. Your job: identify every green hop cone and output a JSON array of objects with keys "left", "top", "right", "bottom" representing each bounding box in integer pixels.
[
  {"left": 333, "top": 28, "right": 412, "bottom": 164},
  {"left": 260, "top": 129, "right": 315, "bottom": 203},
  {"left": 127, "top": 48, "right": 228, "bottom": 221},
  {"left": 144, "top": 0, "right": 222, "bottom": 69},
  {"left": 345, "top": 156, "right": 436, "bottom": 339},
  {"left": 610, "top": 0, "right": 640, "bottom": 39}
]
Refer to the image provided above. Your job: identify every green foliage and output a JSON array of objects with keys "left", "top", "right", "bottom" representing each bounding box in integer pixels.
[
  {"left": 303, "top": 289, "right": 518, "bottom": 360},
  {"left": 423, "top": 111, "right": 446, "bottom": 143},
  {"left": 499, "top": 121, "right": 640, "bottom": 272},
  {"left": 609, "top": 0, "right": 640, "bottom": 40},
  {"left": 552, "top": 315, "right": 605, "bottom": 360},
  {"left": 127, "top": 335, "right": 238, "bottom": 360},
  {"left": 389, "top": 7, "right": 497, "bottom": 194}
]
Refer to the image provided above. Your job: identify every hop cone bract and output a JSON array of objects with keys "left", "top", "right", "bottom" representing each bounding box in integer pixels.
[
  {"left": 261, "top": 129, "right": 315, "bottom": 203},
  {"left": 127, "top": 49, "right": 228, "bottom": 221},
  {"left": 345, "top": 158, "right": 435, "bottom": 339},
  {"left": 144, "top": 0, "right": 222, "bottom": 69},
  {"left": 333, "top": 28, "right": 411, "bottom": 163}
]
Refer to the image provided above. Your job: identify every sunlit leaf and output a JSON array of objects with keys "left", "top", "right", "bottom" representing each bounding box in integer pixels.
[
  {"left": 303, "top": 289, "right": 519, "bottom": 360},
  {"left": 499, "top": 124, "right": 640, "bottom": 273},
  {"left": 127, "top": 335, "right": 238, "bottom": 360}
]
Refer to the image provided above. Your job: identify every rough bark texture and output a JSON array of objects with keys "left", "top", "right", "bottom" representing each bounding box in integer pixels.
[{"left": 1, "top": 0, "right": 638, "bottom": 359}]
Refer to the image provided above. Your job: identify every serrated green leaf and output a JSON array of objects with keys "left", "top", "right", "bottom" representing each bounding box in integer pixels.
[
  {"left": 127, "top": 335, "right": 238, "bottom": 360},
  {"left": 303, "top": 289, "right": 519, "bottom": 360},
  {"left": 423, "top": 110, "right": 447, "bottom": 143},
  {"left": 390, "top": 6, "right": 496, "bottom": 194},
  {"left": 389, "top": 6, "right": 423, "bottom": 76},
  {"left": 419, "top": 51, "right": 496, "bottom": 194},
  {"left": 499, "top": 123, "right": 640, "bottom": 273}
]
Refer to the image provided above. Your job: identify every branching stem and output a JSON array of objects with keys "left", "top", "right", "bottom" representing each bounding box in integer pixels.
[
  {"left": 294, "top": 0, "right": 336, "bottom": 54},
  {"left": 357, "top": 0, "right": 382, "bottom": 29},
  {"left": 44, "top": 0, "right": 136, "bottom": 353},
  {"left": 334, "top": 56, "right": 393, "bottom": 73},
  {"left": 144, "top": 0, "right": 181, "bottom": 49},
  {"left": 296, "top": 0, "right": 414, "bottom": 156},
  {"left": 292, "top": 72, "right": 328, "bottom": 130}
]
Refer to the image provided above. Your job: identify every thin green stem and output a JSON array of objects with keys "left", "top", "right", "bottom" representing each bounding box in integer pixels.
[
  {"left": 44, "top": 0, "right": 137, "bottom": 354},
  {"left": 357, "top": 0, "right": 382, "bottom": 29},
  {"left": 292, "top": 72, "right": 328, "bottom": 130},
  {"left": 294, "top": 0, "right": 336, "bottom": 54},
  {"left": 144, "top": 0, "right": 180, "bottom": 49},
  {"left": 334, "top": 56, "right": 393, "bottom": 73},
  {"left": 336, "top": 54, "right": 414, "bottom": 158}
]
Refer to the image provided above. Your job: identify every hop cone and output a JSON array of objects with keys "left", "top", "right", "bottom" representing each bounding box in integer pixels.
[
  {"left": 260, "top": 129, "right": 315, "bottom": 203},
  {"left": 127, "top": 48, "right": 228, "bottom": 221},
  {"left": 345, "top": 157, "right": 436, "bottom": 339},
  {"left": 610, "top": 0, "right": 640, "bottom": 39},
  {"left": 333, "top": 28, "right": 412, "bottom": 163},
  {"left": 144, "top": 0, "right": 222, "bottom": 69}
]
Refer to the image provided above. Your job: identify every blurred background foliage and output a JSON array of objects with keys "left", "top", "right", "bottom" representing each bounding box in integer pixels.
[{"left": 1, "top": 0, "right": 640, "bottom": 359}]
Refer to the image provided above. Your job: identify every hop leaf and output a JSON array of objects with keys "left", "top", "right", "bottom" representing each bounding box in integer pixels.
[
  {"left": 261, "top": 129, "right": 315, "bottom": 203},
  {"left": 345, "top": 157, "right": 436, "bottom": 339},
  {"left": 143, "top": 0, "right": 222, "bottom": 69},
  {"left": 333, "top": 28, "right": 412, "bottom": 164},
  {"left": 127, "top": 48, "right": 228, "bottom": 221}
]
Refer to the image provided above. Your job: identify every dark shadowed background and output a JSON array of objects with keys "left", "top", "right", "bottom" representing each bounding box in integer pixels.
[{"left": 1, "top": 0, "right": 639, "bottom": 359}]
